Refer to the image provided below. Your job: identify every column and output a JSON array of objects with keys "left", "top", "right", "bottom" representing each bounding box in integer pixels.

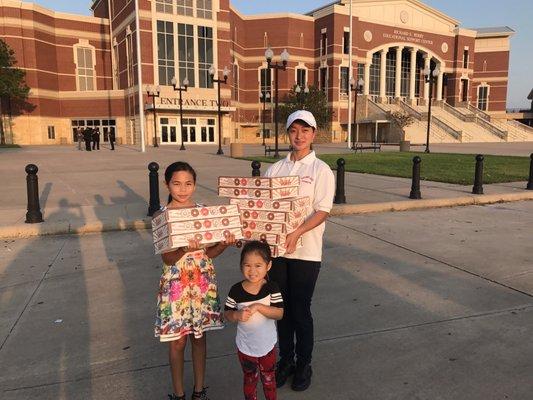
[
  {"left": 423, "top": 54, "right": 430, "bottom": 100},
  {"left": 379, "top": 49, "right": 387, "bottom": 101},
  {"left": 409, "top": 48, "right": 416, "bottom": 100},
  {"left": 436, "top": 65, "right": 443, "bottom": 101},
  {"left": 395, "top": 46, "right": 403, "bottom": 99},
  {"left": 363, "top": 62, "right": 370, "bottom": 95}
]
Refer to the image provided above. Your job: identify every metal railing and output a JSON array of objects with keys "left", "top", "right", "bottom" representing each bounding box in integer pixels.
[
  {"left": 508, "top": 119, "right": 533, "bottom": 134},
  {"left": 442, "top": 102, "right": 474, "bottom": 122},
  {"left": 399, "top": 100, "right": 422, "bottom": 120},
  {"left": 475, "top": 116, "right": 507, "bottom": 140},
  {"left": 433, "top": 116, "right": 462, "bottom": 141},
  {"left": 466, "top": 103, "right": 491, "bottom": 121}
]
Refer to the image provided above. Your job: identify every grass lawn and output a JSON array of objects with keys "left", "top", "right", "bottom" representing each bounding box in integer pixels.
[{"left": 242, "top": 152, "right": 530, "bottom": 185}]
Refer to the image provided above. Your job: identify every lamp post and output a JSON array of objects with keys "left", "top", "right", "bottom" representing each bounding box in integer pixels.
[
  {"left": 209, "top": 65, "right": 230, "bottom": 155},
  {"left": 171, "top": 76, "right": 189, "bottom": 150},
  {"left": 265, "top": 47, "right": 289, "bottom": 158},
  {"left": 146, "top": 85, "right": 161, "bottom": 147},
  {"left": 259, "top": 91, "right": 271, "bottom": 146},
  {"left": 349, "top": 77, "right": 364, "bottom": 150},
  {"left": 423, "top": 64, "right": 440, "bottom": 153}
]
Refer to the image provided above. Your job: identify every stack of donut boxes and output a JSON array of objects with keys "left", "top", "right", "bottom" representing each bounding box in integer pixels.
[{"left": 218, "top": 176, "right": 310, "bottom": 257}]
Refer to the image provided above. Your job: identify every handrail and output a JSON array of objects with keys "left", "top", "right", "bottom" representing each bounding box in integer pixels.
[
  {"left": 433, "top": 116, "right": 462, "bottom": 141},
  {"left": 508, "top": 119, "right": 533, "bottom": 134},
  {"left": 475, "top": 116, "right": 507, "bottom": 140},
  {"left": 442, "top": 102, "right": 468, "bottom": 121},
  {"left": 399, "top": 100, "right": 422, "bottom": 120},
  {"left": 467, "top": 103, "right": 491, "bottom": 121}
]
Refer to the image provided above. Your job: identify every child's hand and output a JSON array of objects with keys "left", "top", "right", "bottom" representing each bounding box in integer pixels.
[
  {"left": 238, "top": 307, "right": 252, "bottom": 322},
  {"left": 185, "top": 238, "right": 202, "bottom": 252},
  {"left": 248, "top": 303, "right": 263, "bottom": 315},
  {"left": 220, "top": 233, "right": 237, "bottom": 247}
]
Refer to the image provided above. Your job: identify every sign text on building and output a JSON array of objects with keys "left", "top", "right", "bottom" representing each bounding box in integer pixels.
[{"left": 383, "top": 29, "right": 434, "bottom": 46}]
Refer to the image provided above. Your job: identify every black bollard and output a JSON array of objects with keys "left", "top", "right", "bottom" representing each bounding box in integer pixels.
[
  {"left": 25, "top": 164, "right": 43, "bottom": 223},
  {"left": 472, "top": 154, "right": 484, "bottom": 194},
  {"left": 527, "top": 153, "right": 533, "bottom": 190},
  {"left": 409, "top": 156, "right": 422, "bottom": 199},
  {"left": 148, "top": 162, "right": 161, "bottom": 217},
  {"left": 251, "top": 160, "right": 261, "bottom": 177},
  {"left": 334, "top": 158, "right": 346, "bottom": 204}
]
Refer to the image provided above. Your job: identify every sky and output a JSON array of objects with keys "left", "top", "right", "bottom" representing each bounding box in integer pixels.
[{"left": 32, "top": 0, "right": 532, "bottom": 109}]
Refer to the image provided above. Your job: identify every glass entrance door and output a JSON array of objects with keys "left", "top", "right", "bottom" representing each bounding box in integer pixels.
[{"left": 160, "top": 118, "right": 178, "bottom": 144}]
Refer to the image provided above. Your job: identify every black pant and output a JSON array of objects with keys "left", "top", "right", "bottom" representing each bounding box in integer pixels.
[
  {"left": 110, "top": 140, "right": 115, "bottom": 150},
  {"left": 268, "top": 257, "right": 320, "bottom": 366},
  {"left": 92, "top": 141, "right": 99, "bottom": 150},
  {"left": 85, "top": 140, "right": 91, "bottom": 151}
]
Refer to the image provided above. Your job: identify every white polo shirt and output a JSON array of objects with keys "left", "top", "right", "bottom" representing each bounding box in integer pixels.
[{"left": 264, "top": 151, "right": 335, "bottom": 262}]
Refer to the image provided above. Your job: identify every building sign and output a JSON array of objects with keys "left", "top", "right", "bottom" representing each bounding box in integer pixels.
[
  {"left": 153, "top": 97, "right": 233, "bottom": 111},
  {"left": 383, "top": 29, "right": 434, "bottom": 46}
]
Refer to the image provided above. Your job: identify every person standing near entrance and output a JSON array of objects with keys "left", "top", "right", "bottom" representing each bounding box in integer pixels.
[
  {"left": 109, "top": 129, "right": 116, "bottom": 150},
  {"left": 264, "top": 110, "right": 335, "bottom": 392},
  {"left": 92, "top": 128, "right": 100, "bottom": 150},
  {"left": 76, "top": 127, "right": 83, "bottom": 150},
  {"left": 83, "top": 127, "right": 92, "bottom": 151}
]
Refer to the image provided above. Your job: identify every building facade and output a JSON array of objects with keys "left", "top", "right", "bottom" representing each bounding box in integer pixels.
[{"left": 0, "top": 0, "right": 516, "bottom": 146}]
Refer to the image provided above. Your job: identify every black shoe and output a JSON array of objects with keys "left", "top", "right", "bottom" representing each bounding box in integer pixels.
[
  {"left": 275, "top": 358, "right": 295, "bottom": 388},
  {"left": 191, "top": 387, "right": 209, "bottom": 400},
  {"left": 291, "top": 364, "right": 312, "bottom": 391},
  {"left": 168, "top": 394, "right": 186, "bottom": 400}
]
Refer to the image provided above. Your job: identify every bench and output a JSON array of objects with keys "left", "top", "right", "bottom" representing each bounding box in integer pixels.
[
  {"left": 354, "top": 143, "right": 382, "bottom": 153},
  {"left": 265, "top": 145, "right": 292, "bottom": 156}
]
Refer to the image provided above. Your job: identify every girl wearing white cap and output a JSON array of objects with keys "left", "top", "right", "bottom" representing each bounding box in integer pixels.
[{"left": 264, "top": 110, "right": 335, "bottom": 392}]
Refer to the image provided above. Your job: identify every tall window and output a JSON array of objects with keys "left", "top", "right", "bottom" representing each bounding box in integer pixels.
[
  {"left": 157, "top": 21, "right": 174, "bottom": 86},
  {"left": 176, "top": 0, "right": 193, "bottom": 16},
  {"left": 296, "top": 68, "right": 306, "bottom": 88},
  {"left": 400, "top": 50, "right": 410, "bottom": 97},
  {"left": 463, "top": 49, "right": 469, "bottom": 68},
  {"left": 178, "top": 23, "right": 195, "bottom": 87},
  {"left": 233, "top": 64, "right": 239, "bottom": 101},
  {"left": 321, "top": 32, "right": 327, "bottom": 56},
  {"left": 340, "top": 67, "right": 349, "bottom": 95},
  {"left": 126, "top": 33, "right": 134, "bottom": 87},
  {"left": 369, "top": 52, "right": 380, "bottom": 96},
  {"left": 320, "top": 67, "right": 327, "bottom": 92},
  {"left": 357, "top": 63, "right": 364, "bottom": 81},
  {"left": 477, "top": 85, "right": 489, "bottom": 111},
  {"left": 47, "top": 126, "right": 55, "bottom": 140},
  {"left": 197, "top": 0, "right": 212, "bottom": 19},
  {"left": 156, "top": 0, "right": 172, "bottom": 13},
  {"left": 198, "top": 26, "right": 213, "bottom": 88},
  {"left": 76, "top": 46, "right": 95, "bottom": 91},
  {"left": 260, "top": 68, "right": 272, "bottom": 101},
  {"left": 385, "top": 50, "right": 396, "bottom": 97},
  {"left": 343, "top": 31, "right": 350, "bottom": 54}
]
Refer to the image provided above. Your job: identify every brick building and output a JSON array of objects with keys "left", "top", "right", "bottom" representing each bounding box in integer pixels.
[{"left": 0, "top": 0, "right": 523, "bottom": 146}]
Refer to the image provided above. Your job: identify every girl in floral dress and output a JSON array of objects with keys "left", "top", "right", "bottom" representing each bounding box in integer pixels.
[{"left": 155, "top": 161, "right": 236, "bottom": 400}]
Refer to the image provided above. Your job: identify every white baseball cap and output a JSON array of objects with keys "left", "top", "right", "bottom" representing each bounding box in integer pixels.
[{"left": 286, "top": 110, "right": 317, "bottom": 130}]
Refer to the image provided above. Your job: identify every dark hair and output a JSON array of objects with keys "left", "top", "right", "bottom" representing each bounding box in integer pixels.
[
  {"left": 240, "top": 240, "right": 272, "bottom": 267},
  {"left": 165, "top": 161, "right": 197, "bottom": 204}
]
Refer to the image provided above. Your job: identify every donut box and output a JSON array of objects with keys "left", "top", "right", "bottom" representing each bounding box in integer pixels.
[
  {"left": 218, "top": 176, "right": 299, "bottom": 189},
  {"left": 237, "top": 238, "right": 303, "bottom": 258},
  {"left": 230, "top": 197, "right": 310, "bottom": 212},
  {"left": 219, "top": 186, "right": 299, "bottom": 200},
  {"left": 242, "top": 220, "right": 285, "bottom": 234},
  {"left": 153, "top": 215, "right": 242, "bottom": 241},
  {"left": 152, "top": 204, "right": 240, "bottom": 230},
  {"left": 154, "top": 226, "right": 243, "bottom": 255}
]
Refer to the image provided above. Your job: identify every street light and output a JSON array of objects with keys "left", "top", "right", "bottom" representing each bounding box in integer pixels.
[
  {"left": 265, "top": 47, "right": 289, "bottom": 158},
  {"left": 171, "top": 76, "right": 189, "bottom": 151},
  {"left": 259, "top": 91, "right": 271, "bottom": 146},
  {"left": 423, "top": 63, "right": 440, "bottom": 153},
  {"left": 146, "top": 85, "right": 161, "bottom": 147},
  {"left": 349, "top": 77, "right": 364, "bottom": 150},
  {"left": 210, "top": 64, "right": 230, "bottom": 155}
]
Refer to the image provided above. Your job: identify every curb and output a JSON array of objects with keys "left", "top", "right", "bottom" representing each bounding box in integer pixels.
[{"left": 1, "top": 192, "right": 532, "bottom": 239}]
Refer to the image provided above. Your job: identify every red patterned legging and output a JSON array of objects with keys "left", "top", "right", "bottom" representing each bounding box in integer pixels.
[{"left": 237, "top": 347, "right": 277, "bottom": 400}]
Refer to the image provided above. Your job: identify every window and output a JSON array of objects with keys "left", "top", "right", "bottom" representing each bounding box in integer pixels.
[
  {"left": 369, "top": 52, "right": 381, "bottom": 96},
  {"left": 233, "top": 64, "right": 239, "bottom": 101},
  {"left": 340, "top": 67, "right": 349, "bottom": 95},
  {"left": 47, "top": 126, "right": 55, "bottom": 140},
  {"left": 357, "top": 63, "right": 364, "bottom": 81},
  {"left": 126, "top": 32, "right": 134, "bottom": 87},
  {"left": 477, "top": 85, "right": 489, "bottom": 111},
  {"left": 75, "top": 47, "right": 95, "bottom": 91},
  {"left": 156, "top": 0, "right": 172, "bottom": 13},
  {"left": 296, "top": 68, "right": 306, "bottom": 88},
  {"left": 463, "top": 49, "right": 469, "bottom": 68},
  {"left": 178, "top": 23, "right": 195, "bottom": 87},
  {"left": 260, "top": 68, "right": 272, "bottom": 102},
  {"left": 385, "top": 50, "right": 396, "bottom": 97},
  {"left": 198, "top": 26, "right": 213, "bottom": 88},
  {"left": 321, "top": 32, "right": 327, "bottom": 56},
  {"left": 400, "top": 50, "right": 410, "bottom": 97},
  {"left": 157, "top": 21, "right": 174, "bottom": 86},
  {"left": 320, "top": 67, "right": 327, "bottom": 92},
  {"left": 197, "top": 0, "right": 212, "bottom": 19},
  {"left": 343, "top": 31, "right": 350, "bottom": 54},
  {"left": 176, "top": 0, "right": 193, "bottom": 16}
]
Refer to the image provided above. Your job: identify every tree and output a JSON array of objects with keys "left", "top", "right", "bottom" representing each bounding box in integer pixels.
[
  {"left": 389, "top": 110, "right": 415, "bottom": 141},
  {"left": 278, "top": 85, "right": 332, "bottom": 130},
  {"left": 0, "top": 39, "right": 32, "bottom": 145}
]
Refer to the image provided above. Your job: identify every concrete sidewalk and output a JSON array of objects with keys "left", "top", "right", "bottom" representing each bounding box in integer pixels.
[
  {"left": 0, "top": 144, "right": 532, "bottom": 237},
  {"left": 1, "top": 202, "right": 533, "bottom": 399}
]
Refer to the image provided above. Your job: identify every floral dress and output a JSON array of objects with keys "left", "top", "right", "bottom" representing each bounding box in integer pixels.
[{"left": 154, "top": 207, "right": 224, "bottom": 342}]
